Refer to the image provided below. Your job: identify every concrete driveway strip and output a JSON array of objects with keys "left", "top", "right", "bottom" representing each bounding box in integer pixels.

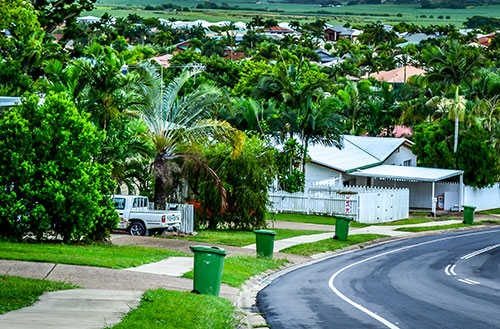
[
  {"left": 123, "top": 257, "right": 194, "bottom": 277},
  {"left": 0, "top": 289, "right": 142, "bottom": 329}
]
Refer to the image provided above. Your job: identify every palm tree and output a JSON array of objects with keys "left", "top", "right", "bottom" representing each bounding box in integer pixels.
[
  {"left": 297, "top": 97, "right": 344, "bottom": 171},
  {"left": 336, "top": 79, "right": 372, "bottom": 135},
  {"left": 225, "top": 97, "right": 280, "bottom": 135},
  {"left": 424, "top": 39, "right": 482, "bottom": 152},
  {"left": 252, "top": 60, "right": 342, "bottom": 171},
  {"left": 137, "top": 65, "right": 245, "bottom": 209}
]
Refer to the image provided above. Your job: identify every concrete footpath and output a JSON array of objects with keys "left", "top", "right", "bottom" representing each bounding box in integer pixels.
[
  {"left": 1, "top": 213, "right": 499, "bottom": 328},
  {"left": 0, "top": 289, "right": 143, "bottom": 329}
]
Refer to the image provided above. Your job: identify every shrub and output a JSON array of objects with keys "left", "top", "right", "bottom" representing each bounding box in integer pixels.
[
  {"left": 194, "top": 136, "right": 275, "bottom": 230},
  {"left": 0, "top": 93, "right": 119, "bottom": 242}
]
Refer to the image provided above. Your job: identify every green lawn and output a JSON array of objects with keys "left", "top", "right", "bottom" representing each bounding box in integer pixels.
[
  {"left": 478, "top": 208, "right": 500, "bottom": 215},
  {"left": 0, "top": 241, "right": 189, "bottom": 269},
  {"left": 280, "top": 234, "right": 388, "bottom": 256},
  {"left": 0, "top": 276, "right": 77, "bottom": 315},
  {"left": 183, "top": 255, "right": 288, "bottom": 287},
  {"left": 112, "top": 289, "right": 237, "bottom": 329},
  {"left": 89, "top": 1, "right": 500, "bottom": 27},
  {"left": 395, "top": 221, "right": 498, "bottom": 232},
  {"left": 164, "top": 228, "right": 328, "bottom": 247},
  {"left": 267, "top": 213, "right": 369, "bottom": 228}
]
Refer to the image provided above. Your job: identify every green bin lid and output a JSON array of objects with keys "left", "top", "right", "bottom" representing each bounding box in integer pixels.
[
  {"left": 335, "top": 215, "right": 354, "bottom": 221},
  {"left": 463, "top": 205, "right": 476, "bottom": 210},
  {"left": 189, "top": 245, "right": 227, "bottom": 256},
  {"left": 253, "top": 229, "right": 277, "bottom": 236}
]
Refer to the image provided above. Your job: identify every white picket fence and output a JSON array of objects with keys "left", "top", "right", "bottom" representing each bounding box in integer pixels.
[
  {"left": 269, "top": 186, "right": 409, "bottom": 223},
  {"left": 150, "top": 202, "right": 195, "bottom": 233},
  {"left": 269, "top": 191, "right": 359, "bottom": 219}
]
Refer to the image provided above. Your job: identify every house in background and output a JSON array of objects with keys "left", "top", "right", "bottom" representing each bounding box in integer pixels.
[
  {"left": 324, "top": 25, "right": 362, "bottom": 42},
  {"left": 303, "top": 135, "right": 468, "bottom": 212},
  {"left": 0, "top": 97, "right": 21, "bottom": 107},
  {"left": 368, "top": 65, "right": 425, "bottom": 84},
  {"left": 305, "top": 135, "right": 417, "bottom": 189}
]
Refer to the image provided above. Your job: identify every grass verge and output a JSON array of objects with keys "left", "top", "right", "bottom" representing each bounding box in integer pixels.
[
  {"left": 395, "top": 221, "right": 498, "bottom": 232},
  {"left": 478, "top": 208, "right": 500, "bottom": 215},
  {"left": 0, "top": 241, "right": 189, "bottom": 269},
  {"left": 374, "top": 218, "right": 434, "bottom": 226},
  {"left": 164, "top": 228, "right": 328, "bottom": 247},
  {"left": 280, "top": 234, "right": 389, "bottom": 256},
  {"left": 183, "top": 255, "right": 288, "bottom": 288},
  {"left": 266, "top": 213, "right": 369, "bottom": 227},
  {"left": 112, "top": 289, "right": 237, "bottom": 329},
  {"left": 0, "top": 275, "right": 77, "bottom": 315}
]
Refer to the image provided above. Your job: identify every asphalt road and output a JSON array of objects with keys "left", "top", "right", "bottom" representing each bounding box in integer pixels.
[{"left": 257, "top": 228, "right": 500, "bottom": 329}]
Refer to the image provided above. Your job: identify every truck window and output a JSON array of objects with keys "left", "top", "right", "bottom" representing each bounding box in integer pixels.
[
  {"left": 113, "top": 198, "right": 126, "bottom": 210},
  {"left": 133, "top": 198, "right": 139, "bottom": 208}
]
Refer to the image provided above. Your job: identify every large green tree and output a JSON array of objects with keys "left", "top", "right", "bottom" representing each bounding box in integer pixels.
[
  {"left": 413, "top": 118, "right": 500, "bottom": 188},
  {"left": 0, "top": 93, "right": 118, "bottom": 242}
]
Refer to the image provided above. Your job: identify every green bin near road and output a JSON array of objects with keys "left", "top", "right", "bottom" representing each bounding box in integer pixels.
[
  {"left": 189, "top": 246, "right": 226, "bottom": 296},
  {"left": 334, "top": 215, "right": 353, "bottom": 241},
  {"left": 254, "top": 229, "right": 277, "bottom": 258},
  {"left": 463, "top": 205, "right": 477, "bottom": 225}
]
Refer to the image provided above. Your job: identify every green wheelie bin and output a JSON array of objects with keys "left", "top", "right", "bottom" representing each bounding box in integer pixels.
[
  {"left": 334, "top": 215, "right": 353, "bottom": 241},
  {"left": 189, "top": 246, "right": 227, "bottom": 296},
  {"left": 254, "top": 229, "right": 277, "bottom": 258},
  {"left": 463, "top": 205, "right": 477, "bottom": 225}
]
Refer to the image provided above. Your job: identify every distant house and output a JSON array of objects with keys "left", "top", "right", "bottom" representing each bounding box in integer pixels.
[
  {"left": 77, "top": 16, "right": 100, "bottom": 24},
  {"left": 368, "top": 66, "right": 425, "bottom": 84},
  {"left": 324, "top": 25, "right": 362, "bottom": 42},
  {"left": 263, "top": 26, "right": 294, "bottom": 35},
  {"left": 396, "top": 33, "right": 437, "bottom": 48},
  {"left": 151, "top": 54, "right": 173, "bottom": 68},
  {"left": 224, "top": 49, "right": 246, "bottom": 60},
  {"left": 0, "top": 97, "right": 21, "bottom": 107},
  {"left": 477, "top": 33, "right": 496, "bottom": 47},
  {"left": 314, "top": 49, "right": 338, "bottom": 64}
]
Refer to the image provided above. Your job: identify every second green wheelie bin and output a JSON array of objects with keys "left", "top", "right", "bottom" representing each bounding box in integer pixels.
[
  {"left": 334, "top": 215, "right": 353, "bottom": 241},
  {"left": 463, "top": 205, "right": 477, "bottom": 225},
  {"left": 254, "top": 229, "right": 277, "bottom": 258},
  {"left": 189, "top": 246, "right": 226, "bottom": 296}
]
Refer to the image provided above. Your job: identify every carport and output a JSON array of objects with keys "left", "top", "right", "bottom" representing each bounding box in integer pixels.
[{"left": 350, "top": 165, "right": 464, "bottom": 212}]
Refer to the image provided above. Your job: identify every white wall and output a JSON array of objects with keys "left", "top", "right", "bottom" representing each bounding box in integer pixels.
[
  {"left": 305, "top": 163, "right": 341, "bottom": 189},
  {"left": 464, "top": 183, "right": 500, "bottom": 211},
  {"left": 384, "top": 145, "right": 417, "bottom": 167},
  {"left": 358, "top": 188, "right": 409, "bottom": 223}
]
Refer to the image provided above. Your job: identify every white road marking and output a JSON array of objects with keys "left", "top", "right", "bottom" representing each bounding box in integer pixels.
[
  {"left": 445, "top": 264, "right": 452, "bottom": 276},
  {"left": 450, "top": 265, "right": 457, "bottom": 276},
  {"left": 328, "top": 229, "right": 500, "bottom": 329},
  {"left": 464, "top": 278, "right": 480, "bottom": 285},
  {"left": 458, "top": 278, "right": 480, "bottom": 285},
  {"left": 460, "top": 243, "right": 500, "bottom": 260}
]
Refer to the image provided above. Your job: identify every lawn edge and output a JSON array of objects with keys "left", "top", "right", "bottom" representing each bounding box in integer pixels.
[{"left": 236, "top": 224, "right": 498, "bottom": 328}]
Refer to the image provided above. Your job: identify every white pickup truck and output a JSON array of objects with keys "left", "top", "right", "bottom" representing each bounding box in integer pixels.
[{"left": 112, "top": 195, "right": 182, "bottom": 236}]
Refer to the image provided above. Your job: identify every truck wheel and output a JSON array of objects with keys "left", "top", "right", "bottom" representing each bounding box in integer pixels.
[{"left": 129, "top": 222, "right": 146, "bottom": 236}]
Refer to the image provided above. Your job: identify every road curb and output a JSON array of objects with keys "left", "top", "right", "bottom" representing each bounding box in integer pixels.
[{"left": 235, "top": 224, "right": 496, "bottom": 328}]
